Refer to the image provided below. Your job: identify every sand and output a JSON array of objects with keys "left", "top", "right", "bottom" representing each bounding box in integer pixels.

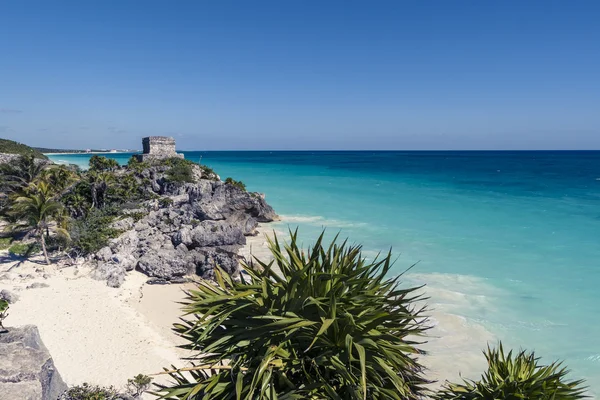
[
  {"left": 0, "top": 224, "right": 493, "bottom": 397},
  {"left": 0, "top": 254, "right": 183, "bottom": 397}
]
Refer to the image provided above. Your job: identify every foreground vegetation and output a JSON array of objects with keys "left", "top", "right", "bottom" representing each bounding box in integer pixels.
[{"left": 155, "top": 231, "right": 588, "bottom": 400}]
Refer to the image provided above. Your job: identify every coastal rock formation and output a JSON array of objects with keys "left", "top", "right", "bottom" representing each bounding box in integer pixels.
[
  {"left": 93, "top": 164, "right": 277, "bottom": 286},
  {"left": 0, "top": 325, "right": 68, "bottom": 400}
]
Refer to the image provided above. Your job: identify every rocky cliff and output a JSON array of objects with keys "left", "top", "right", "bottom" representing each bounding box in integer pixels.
[{"left": 92, "top": 163, "right": 278, "bottom": 287}]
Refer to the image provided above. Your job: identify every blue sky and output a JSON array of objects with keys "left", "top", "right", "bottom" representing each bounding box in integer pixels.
[{"left": 1, "top": 1, "right": 599, "bottom": 150}]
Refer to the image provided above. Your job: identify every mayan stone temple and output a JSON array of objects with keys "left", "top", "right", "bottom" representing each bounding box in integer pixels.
[{"left": 135, "top": 136, "right": 184, "bottom": 162}]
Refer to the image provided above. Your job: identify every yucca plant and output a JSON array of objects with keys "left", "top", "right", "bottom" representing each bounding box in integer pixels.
[
  {"left": 155, "top": 231, "right": 429, "bottom": 399},
  {"left": 435, "top": 342, "right": 587, "bottom": 400}
]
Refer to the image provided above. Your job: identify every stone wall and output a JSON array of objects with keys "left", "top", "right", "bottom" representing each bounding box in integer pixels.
[{"left": 136, "top": 136, "right": 183, "bottom": 162}]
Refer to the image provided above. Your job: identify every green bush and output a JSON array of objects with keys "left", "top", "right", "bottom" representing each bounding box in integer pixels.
[
  {"left": 8, "top": 242, "right": 41, "bottom": 257},
  {"left": 0, "top": 138, "right": 47, "bottom": 159},
  {"left": 155, "top": 231, "right": 429, "bottom": 400},
  {"left": 224, "top": 177, "right": 247, "bottom": 191},
  {"left": 68, "top": 208, "right": 121, "bottom": 254},
  {"left": 0, "top": 299, "right": 9, "bottom": 330},
  {"left": 126, "top": 374, "right": 153, "bottom": 397},
  {"left": 58, "top": 383, "right": 122, "bottom": 400},
  {"left": 127, "top": 211, "right": 147, "bottom": 222},
  {"left": 158, "top": 197, "right": 173, "bottom": 208},
  {"left": 435, "top": 343, "right": 587, "bottom": 400},
  {"left": 0, "top": 237, "right": 13, "bottom": 250},
  {"left": 89, "top": 155, "right": 119, "bottom": 172},
  {"left": 165, "top": 162, "right": 194, "bottom": 184},
  {"left": 199, "top": 164, "right": 218, "bottom": 180},
  {"left": 126, "top": 156, "right": 148, "bottom": 172}
]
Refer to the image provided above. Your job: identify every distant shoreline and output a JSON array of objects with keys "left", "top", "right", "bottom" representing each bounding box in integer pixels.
[{"left": 43, "top": 151, "right": 137, "bottom": 155}]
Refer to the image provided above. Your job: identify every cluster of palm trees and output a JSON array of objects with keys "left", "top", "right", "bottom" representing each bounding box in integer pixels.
[{"left": 0, "top": 155, "right": 78, "bottom": 264}]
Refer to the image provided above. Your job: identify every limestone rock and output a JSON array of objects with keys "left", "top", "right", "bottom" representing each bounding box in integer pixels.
[
  {"left": 189, "top": 220, "right": 246, "bottom": 248},
  {"left": 136, "top": 249, "right": 191, "bottom": 279},
  {"left": 0, "top": 325, "right": 68, "bottom": 400},
  {"left": 92, "top": 262, "right": 126, "bottom": 288},
  {"left": 0, "top": 289, "right": 18, "bottom": 304}
]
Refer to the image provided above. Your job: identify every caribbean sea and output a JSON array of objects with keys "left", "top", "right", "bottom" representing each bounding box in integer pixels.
[{"left": 48, "top": 150, "right": 600, "bottom": 394}]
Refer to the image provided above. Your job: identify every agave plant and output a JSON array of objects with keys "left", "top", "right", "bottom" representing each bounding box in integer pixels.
[
  {"left": 435, "top": 342, "right": 587, "bottom": 400},
  {"left": 155, "top": 231, "right": 429, "bottom": 399}
]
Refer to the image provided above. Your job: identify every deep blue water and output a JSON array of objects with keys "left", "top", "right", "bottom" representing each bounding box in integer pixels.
[{"left": 49, "top": 151, "right": 600, "bottom": 393}]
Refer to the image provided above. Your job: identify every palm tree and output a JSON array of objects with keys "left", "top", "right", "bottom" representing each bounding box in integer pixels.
[
  {"left": 41, "top": 165, "right": 79, "bottom": 194},
  {"left": 8, "top": 180, "right": 64, "bottom": 265},
  {"left": 88, "top": 171, "right": 115, "bottom": 209},
  {"left": 0, "top": 155, "right": 46, "bottom": 193}
]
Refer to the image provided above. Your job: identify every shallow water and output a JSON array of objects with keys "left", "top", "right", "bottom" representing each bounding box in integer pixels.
[{"left": 49, "top": 151, "right": 600, "bottom": 394}]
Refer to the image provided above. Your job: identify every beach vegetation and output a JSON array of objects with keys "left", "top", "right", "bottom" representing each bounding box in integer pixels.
[
  {"left": 164, "top": 158, "right": 195, "bottom": 184},
  {"left": 8, "top": 242, "right": 41, "bottom": 257},
  {"left": 0, "top": 236, "right": 13, "bottom": 250},
  {"left": 126, "top": 374, "right": 153, "bottom": 398},
  {"left": 89, "top": 155, "right": 120, "bottom": 172},
  {"left": 0, "top": 299, "right": 9, "bottom": 331},
  {"left": 435, "top": 342, "right": 587, "bottom": 400},
  {"left": 58, "top": 383, "right": 122, "bottom": 400},
  {"left": 224, "top": 177, "right": 247, "bottom": 191},
  {"left": 159, "top": 197, "right": 173, "bottom": 208},
  {"left": 68, "top": 207, "right": 121, "bottom": 254},
  {"left": 0, "top": 155, "right": 47, "bottom": 196},
  {"left": 165, "top": 165, "right": 194, "bottom": 183},
  {"left": 155, "top": 230, "right": 429, "bottom": 400},
  {"left": 6, "top": 180, "right": 65, "bottom": 264},
  {"left": 0, "top": 138, "right": 47, "bottom": 159},
  {"left": 128, "top": 211, "right": 147, "bottom": 222},
  {"left": 199, "top": 164, "right": 218, "bottom": 180},
  {"left": 127, "top": 155, "right": 148, "bottom": 172}
]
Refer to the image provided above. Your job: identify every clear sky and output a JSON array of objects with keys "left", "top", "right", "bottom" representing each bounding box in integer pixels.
[{"left": 1, "top": 1, "right": 599, "bottom": 150}]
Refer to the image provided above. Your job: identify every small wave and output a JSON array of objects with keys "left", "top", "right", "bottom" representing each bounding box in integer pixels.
[
  {"left": 279, "top": 214, "right": 366, "bottom": 228},
  {"left": 586, "top": 354, "right": 600, "bottom": 362}
]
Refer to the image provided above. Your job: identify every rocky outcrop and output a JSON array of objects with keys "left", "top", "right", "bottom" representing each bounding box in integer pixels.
[
  {"left": 0, "top": 325, "right": 68, "bottom": 400},
  {"left": 93, "top": 166, "right": 277, "bottom": 286}
]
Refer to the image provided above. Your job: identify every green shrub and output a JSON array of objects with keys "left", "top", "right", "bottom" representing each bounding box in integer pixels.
[
  {"left": 68, "top": 208, "right": 121, "bottom": 254},
  {"left": 155, "top": 230, "right": 429, "bottom": 400},
  {"left": 89, "top": 155, "right": 120, "bottom": 172},
  {"left": 0, "top": 299, "right": 9, "bottom": 330},
  {"left": 126, "top": 374, "right": 153, "bottom": 397},
  {"left": 8, "top": 242, "right": 41, "bottom": 257},
  {"left": 58, "top": 383, "right": 121, "bottom": 400},
  {"left": 224, "top": 177, "right": 247, "bottom": 191},
  {"left": 0, "top": 138, "right": 47, "bottom": 159},
  {"left": 200, "top": 164, "right": 218, "bottom": 180},
  {"left": 435, "top": 342, "right": 587, "bottom": 400},
  {"left": 0, "top": 237, "right": 13, "bottom": 250},
  {"left": 126, "top": 156, "right": 148, "bottom": 172},
  {"left": 158, "top": 197, "right": 173, "bottom": 208},
  {"left": 45, "top": 234, "right": 71, "bottom": 252},
  {"left": 165, "top": 158, "right": 194, "bottom": 184},
  {"left": 128, "top": 211, "right": 147, "bottom": 222}
]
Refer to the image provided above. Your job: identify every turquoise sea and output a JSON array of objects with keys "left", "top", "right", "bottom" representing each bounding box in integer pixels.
[{"left": 49, "top": 151, "right": 600, "bottom": 394}]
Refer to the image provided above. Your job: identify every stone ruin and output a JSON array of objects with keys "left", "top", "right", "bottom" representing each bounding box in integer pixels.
[{"left": 135, "top": 136, "right": 184, "bottom": 162}]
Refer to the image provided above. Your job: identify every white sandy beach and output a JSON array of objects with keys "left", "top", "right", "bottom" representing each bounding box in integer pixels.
[{"left": 0, "top": 224, "right": 492, "bottom": 397}]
